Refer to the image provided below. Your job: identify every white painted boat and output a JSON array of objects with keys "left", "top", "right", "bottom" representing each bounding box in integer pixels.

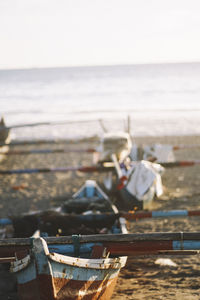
[
  {"left": 0, "top": 117, "right": 10, "bottom": 162},
  {"left": 10, "top": 180, "right": 128, "bottom": 300}
]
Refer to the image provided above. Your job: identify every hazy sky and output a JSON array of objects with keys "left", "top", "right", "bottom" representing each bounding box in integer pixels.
[{"left": 1, "top": 0, "right": 200, "bottom": 69}]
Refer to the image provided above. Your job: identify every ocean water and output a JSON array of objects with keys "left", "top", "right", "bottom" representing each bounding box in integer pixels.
[{"left": 0, "top": 63, "right": 200, "bottom": 140}]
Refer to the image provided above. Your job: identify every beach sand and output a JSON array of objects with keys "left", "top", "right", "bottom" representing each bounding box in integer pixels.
[{"left": 0, "top": 135, "right": 200, "bottom": 299}]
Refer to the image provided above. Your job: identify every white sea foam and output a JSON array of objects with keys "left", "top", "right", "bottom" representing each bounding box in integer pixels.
[{"left": 0, "top": 63, "right": 200, "bottom": 140}]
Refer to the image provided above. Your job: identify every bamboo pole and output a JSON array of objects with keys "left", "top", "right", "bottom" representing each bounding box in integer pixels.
[
  {"left": 98, "top": 119, "right": 108, "bottom": 133},
  {"left": 0, "top": 159, "right": 200, "bottom": 175},
  {"left": 0, "top": 136, "right": 99, "bottom": 147},
  {"left": 161, "top": 160, "right": 200, "bottom": 167},
  {"left": 173, "top": 144, "right": 200, "bottom": 150},
  {"left": 1, "top": 159, "right": 200, "bottom": 175},
  {"left": 3, "top": 148, "right": 96, "bottom": 155},
  {"left": 0, "top": 139, "right": 65, "bottom": 147},
  {"left": 122, "top": 209, "right": 200, "bottom": 220},
  {"left": 0, "top": 257, "right": 16, "bottom": 263},
  {"left": 1, "top": 208, "right": 200, "bottom": 229},
  {"left": 127, "top": 115, "right": 131, "bottom": 134},
  {"left": 0, "top": 119, "right": 100, "bottom": 131},
  {"left": 1, "top": 233, "right": 200, "bottom": 258},
  {"left": 1, "top": 232, "right": 200, "bottom": 246},
  {"left": 0, "top": 164, "right": 113, "bottom": 175}
]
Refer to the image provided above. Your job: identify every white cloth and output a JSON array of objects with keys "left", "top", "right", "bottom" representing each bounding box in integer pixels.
[
  {"left": 143, "top": 144, "right": 175, "bottom": 163},
  {"left": 126, "top": 160, "right": 164, "bottom": 200}
]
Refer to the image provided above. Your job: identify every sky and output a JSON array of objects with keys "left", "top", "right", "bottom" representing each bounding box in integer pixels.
[{"left": 1, "top": 0, "right": 200, "bottom": 69}]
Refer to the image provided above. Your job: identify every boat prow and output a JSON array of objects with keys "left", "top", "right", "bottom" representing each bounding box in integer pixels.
[
  {"left": 95, "top": 131, "right": 132, "bottom": 164},
  {"left": 11, "top": 237, "right": 127, "bottom": 300},
  {"left": 9, "top": 180, "right": 128, "bottom": 300}
]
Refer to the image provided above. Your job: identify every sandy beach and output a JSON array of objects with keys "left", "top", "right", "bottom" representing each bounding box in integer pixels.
[{"left": 1, "top": 135, "right": 200, "bottom": 299}]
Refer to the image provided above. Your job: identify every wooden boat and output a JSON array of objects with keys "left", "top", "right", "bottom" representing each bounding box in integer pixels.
[
  {"left": 94, "top": 131, "right": 132, "bottom": 164},
  {"left": 0, "top": 117, "right": 10, "bottom": 162},
  {"left": 9, "top": 180, "right": 128, "bottom": 300},
  {"left": 2, "top": 231, "right": 200, "bottom": 300}
]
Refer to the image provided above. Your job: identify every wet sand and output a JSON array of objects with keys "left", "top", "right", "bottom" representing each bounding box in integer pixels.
[{"left": 0, "top": 135, "right": 200, "bottom": 299}]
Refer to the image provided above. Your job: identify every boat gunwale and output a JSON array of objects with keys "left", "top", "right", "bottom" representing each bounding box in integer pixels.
[
  {"left": 48, "top": 251, "right": 127, "bottom": 269},
  {"left": 11, "top": 217, "right": 128, "bottom": 273},
  {"left": 11, "top": 247, "right": 127, "bottom": 273}
]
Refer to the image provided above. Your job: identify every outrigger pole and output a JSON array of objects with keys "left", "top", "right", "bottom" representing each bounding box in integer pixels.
[
  {"left": 0, "top": 139, "right": 97, "bottom": 147},
  {"left": 1, "top": 232, "right": 200, "bottom": 259},
  {"left": 0, "top": 160, "right": 200, "bottom": 175},
  {"left": 2, "top": 148, "right": 96, "bottom": 155},
  {"left": 0, "top": 119, "right": 100, "bottom": 131},
  {"left": 1, "top": 208, "right": 200, "bottom": 227},
  {"left": 122, "top": 209, "right": 200, "bottom": 220},
  {"left": 161, "top": 160, "right": 200, "bottom": 167},
  {"left": 0, "top": 164, "right": 114, "bottom": 175},
  {"left": 1, "top": 139, "right": 200, "bottom": 149}
]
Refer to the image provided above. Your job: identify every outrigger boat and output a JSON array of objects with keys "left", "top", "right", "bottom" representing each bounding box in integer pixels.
[
  {"left": 0, "top": 117, "right": 10, "bottom": 162},
  {"left": 2, "top": 181, "right": 200, "bottom": 299},
  {"left": 94, "top": 131, "right": 132, "bottom": 164},
  {"left": 2, "top": 232, "right": 200, "bottom": 299},
  {"left": 91, "top": 131, "right": 165, "bottom": 211},
  {"left": 0, "top": 180, "right": 128, "bottom": 300}
]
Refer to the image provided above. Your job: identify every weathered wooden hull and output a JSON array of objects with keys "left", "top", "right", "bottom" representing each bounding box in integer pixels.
[
  {"left": 18, "top": 277, "right": 118, "bottom": 300},
  {"left": 0, "top": 127, "right": 10, "bottom": 162},
  {"left": 96, "top": 132, "right": 132, "bottom": 163},
  {"left": 12, "top": 237, "right": 127, "bottom": 300},
  {"left": 0, "top": 145, "right": 9, "bottom": 162},
  {"left": 11, "top": 181, "right": 128, "bottom": 299},
  {"left": 16, "top": 264, "right": 120, "bottom": 300}
]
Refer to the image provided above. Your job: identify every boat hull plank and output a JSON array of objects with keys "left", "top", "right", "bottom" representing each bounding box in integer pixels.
[{"left": 17, "top": 274, "right": 118, "bottom": 300}]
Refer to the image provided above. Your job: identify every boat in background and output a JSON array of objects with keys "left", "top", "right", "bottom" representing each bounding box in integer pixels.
[
  {"left": 94, "top": 131, "right": 132, "bottom": 164},
  {"left": 10, "top": 180, "right": 128, "bottom": 300},
  {"left": 0, "top": 117, "right": 10, "bottom": 162}
]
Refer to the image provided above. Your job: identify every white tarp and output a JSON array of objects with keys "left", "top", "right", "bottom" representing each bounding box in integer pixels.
[
  {"left": 125, "top": 160, "right": 164, "bottom": 201},
  {"left": 130, "top": 144, "right": 175, "bottom": 163},
  {"left": 143, "top": 144, "right": 175, "bottom": 163}
]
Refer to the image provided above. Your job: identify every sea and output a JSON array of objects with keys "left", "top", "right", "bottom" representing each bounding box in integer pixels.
[{"left": 0, "top": 62, "right": 200, "bottom": 141}]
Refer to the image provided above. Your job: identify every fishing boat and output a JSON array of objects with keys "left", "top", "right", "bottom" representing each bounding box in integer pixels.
[
  {"left": 8, "top": 180, "right": 128, "bottom": 300},
  {"left": 94, "top": 131, "right": 132, "bottom": 164},
  {"left": 0, "top": 117, "right": 10, "bottom": 162}
]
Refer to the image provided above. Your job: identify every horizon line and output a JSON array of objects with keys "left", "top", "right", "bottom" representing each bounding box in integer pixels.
[
  {"left": 0, "top": 61, "right": 200, "bottom": 71},
  {"left": 0, "top": 60, "right": 200, "bottom": 72}
]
